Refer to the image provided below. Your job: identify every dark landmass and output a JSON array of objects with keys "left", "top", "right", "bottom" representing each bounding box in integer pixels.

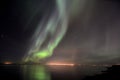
[{"left": 83, "top": 65, "right": 120, "bottom": 80}]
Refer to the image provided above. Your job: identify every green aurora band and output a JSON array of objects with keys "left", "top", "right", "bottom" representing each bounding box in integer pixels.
[{"left": 23, "top": 0, "right": 80, "bottom": 62}]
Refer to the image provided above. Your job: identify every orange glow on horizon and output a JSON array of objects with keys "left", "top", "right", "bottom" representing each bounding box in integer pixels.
[
  {"left": 4, "top": 61, "right": 12, "bottom": 65},
  {"left": 46, "top": 62, "right": 75, "bottom": 66}
]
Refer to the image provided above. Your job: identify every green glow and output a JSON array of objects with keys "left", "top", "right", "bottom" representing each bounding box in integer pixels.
[
  {"left": 24, "top": 0, "right": 69, "bottom": 62},
  {"left": 32, "top": 49, "right": 53, "bottom": 62},
  {"left": 22, "top": 65, "right": 51, "bottom": 80}
]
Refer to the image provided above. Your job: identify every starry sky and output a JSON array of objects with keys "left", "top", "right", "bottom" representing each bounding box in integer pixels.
[{"left": 0, "top": 0, "right": 120, "bottom": 64}]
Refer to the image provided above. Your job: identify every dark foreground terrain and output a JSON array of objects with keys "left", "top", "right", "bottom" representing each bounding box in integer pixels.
[
  {"left": 0, "top": 64, "right": 120, "bottom": 80},
  {"left": 83, "top": 65, "right": 120, "bottom": 80}
]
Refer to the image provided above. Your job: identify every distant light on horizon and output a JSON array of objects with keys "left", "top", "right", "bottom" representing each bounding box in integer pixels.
[
  {"left": 4, "top": 61, "right": 13, "bottom": 65},
  {"left": 46, "top": 62, "right": 75, "bottom": 66}
]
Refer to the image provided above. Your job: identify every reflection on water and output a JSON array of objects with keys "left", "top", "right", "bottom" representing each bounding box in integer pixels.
[
  {"left": 22, "top": 65, "right": 51, "bottom": 80},
  {"left": 21, "top": 65, "right": 107, "bottom": 80},
  {"left": 0, "top": 65, "right": 107, "bottom": 80}
]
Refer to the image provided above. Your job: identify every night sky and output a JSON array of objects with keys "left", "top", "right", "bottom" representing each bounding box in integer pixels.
[{"left": 0, "top": 0, "right": 120, "bottom": 64}]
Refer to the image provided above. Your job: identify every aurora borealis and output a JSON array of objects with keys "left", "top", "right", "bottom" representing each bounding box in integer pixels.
[
  {"left": 23, "top": 0, "right": 69, "bottom": 62},
  {"left": 23, "top": 0, "right": 85, "bottom": 62},
  {"left": 0, "top": 0, "right": 120, "bottom": 64}
]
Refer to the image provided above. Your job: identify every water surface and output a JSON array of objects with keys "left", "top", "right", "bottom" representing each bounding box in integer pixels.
[{"left": 0, "top": 65, "right": 106, "bottom": 80}]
